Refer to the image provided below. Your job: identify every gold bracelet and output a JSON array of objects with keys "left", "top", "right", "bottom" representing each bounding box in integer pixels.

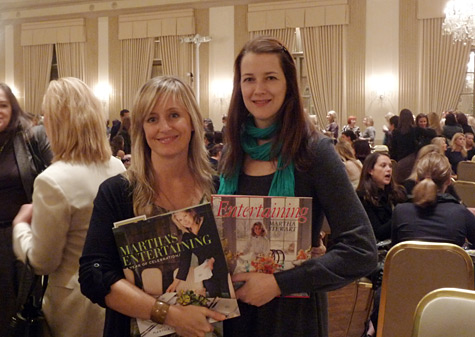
[{"left": 150, "top": 300, "right": 170, "bottom": 324}]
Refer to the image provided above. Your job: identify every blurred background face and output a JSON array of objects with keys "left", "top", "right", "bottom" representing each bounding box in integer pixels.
[
  {"left": 465, "top": 134, "right": 474, "bottom": 148},
  {"left": 454, "top": 135, "right": 466, "bottom": 148},
  {"left": 370, "top": 155, "right": 392, "bottom": 188},
  {"left": 417, "top": 117, "right": 428, "bottom": 128},
  {"left": 0, "top": 88, "right": 12, "bottom": 132}
]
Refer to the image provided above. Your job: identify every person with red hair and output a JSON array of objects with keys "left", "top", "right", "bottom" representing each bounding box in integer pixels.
[{"left": 342, "top": 115, "right": 361, "bottom": 138}]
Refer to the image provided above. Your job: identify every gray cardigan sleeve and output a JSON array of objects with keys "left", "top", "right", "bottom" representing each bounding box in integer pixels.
[{"left": 274, "top": 137, "right": 378, "bottom": 295}]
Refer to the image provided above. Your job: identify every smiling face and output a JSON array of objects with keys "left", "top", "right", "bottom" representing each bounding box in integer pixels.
[
  {"left": 253, "top": 223, "right": 264, "bottom": 236},
  {"left": 370, "top": 155, "right": 393, "bottom": 189},
  {"left": 417, "top": 117, "right": 428, "bottom": 128},
  {"left": 174, "top": 211, "right": 195, "bottom": 229},
  {"left": 0, "top": 88, "right": 12, "bottom": 133},
  {"left": 143, "top": 96, "right": 193, "bottom": 161},
  {"left": 240, "top": 52, "right": 287, "bottom": 128}
]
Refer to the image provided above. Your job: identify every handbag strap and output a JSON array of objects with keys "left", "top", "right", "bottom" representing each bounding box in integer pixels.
[{"left": 15, "top": 255, "right": 48, "bottom": 311}]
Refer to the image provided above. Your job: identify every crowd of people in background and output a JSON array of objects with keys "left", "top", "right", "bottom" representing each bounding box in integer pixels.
[{"left": 1, "top": 33, "right": 475, "bottom": 337}]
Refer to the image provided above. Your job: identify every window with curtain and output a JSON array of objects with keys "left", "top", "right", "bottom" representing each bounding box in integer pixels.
[
  {"left": 457, "top": 50, "right": 475, "bottom": 115},
  {"left": 50, "top": 46, "right": 58, "bottom": 81}
]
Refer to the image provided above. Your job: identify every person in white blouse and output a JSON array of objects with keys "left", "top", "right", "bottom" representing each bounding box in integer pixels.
[{"left": 12, "top": 77, "right": 125, "bottom": 337}]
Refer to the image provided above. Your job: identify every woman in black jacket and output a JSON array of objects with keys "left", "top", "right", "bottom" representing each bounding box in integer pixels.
[{"left": 357, "top": 152, "right": 406, "bottom": 241}]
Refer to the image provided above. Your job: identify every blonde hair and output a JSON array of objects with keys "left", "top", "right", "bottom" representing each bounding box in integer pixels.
[
  {"left": 126, "top": 76, "right": 214, "bottom": 216},
  {"left": 335, "top": 141, "right": 357, "bottom": 162},
  {"left": 42, "top": 77, "right": 111, "bottom": 164},
  {"left": 450, "top": 132, "right": 467, "bottom": 157},
  {"left": 364, "top": 116, "right": 374, "bottom": 126},
  {"left": 412, "top": 152, "right": 452, "bottom": 208},
  {"left": 407, "top": 144, "right": 444, "bottom": 181},
  {"left": 428, "top": 112, "right": 443, "bottom": 135}
]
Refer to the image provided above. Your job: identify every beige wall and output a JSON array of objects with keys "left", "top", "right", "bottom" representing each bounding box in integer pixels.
[
  {"left": 209, "top": 6, "right": 234, "bottom": 129},
  {"left": 365, "top": 0, "right": 399, "bottom": 143}
]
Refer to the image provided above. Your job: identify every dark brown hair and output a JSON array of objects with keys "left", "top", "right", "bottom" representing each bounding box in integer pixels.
[
  {"left": 220, "top": 36, "right": 316, "bottom": 177},
  {"left": 0, "top": 83, "right": 32, "bottom": 134},
  {"left": 356, "top": 152, "right": 406, "bottom": 206}
]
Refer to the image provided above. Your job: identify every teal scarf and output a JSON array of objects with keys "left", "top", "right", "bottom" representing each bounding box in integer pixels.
[{"left": 218, "top": 117, "right": 295, "bottom": 196}]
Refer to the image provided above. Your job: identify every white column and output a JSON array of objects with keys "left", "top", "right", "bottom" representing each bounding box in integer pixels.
[
  {"left": 96, "top": 17, "right": 111, "bottom": 115},
  {"left": 365, "top": 0, "right": 399, "bottom": 144},
  {"left": 5, "top": 25, "right": 16, "bottom": 93},
  {"left": 209, "top": 6, "right": 234, "bottom": 129}
]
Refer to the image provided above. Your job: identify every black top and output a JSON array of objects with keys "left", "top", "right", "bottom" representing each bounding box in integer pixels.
[
  {"left": 390, "top": 127, "right": 417, "bottom": 161},
  {"left": 357, "top": 190, "right": 395, "bottom": 241},
  {"left": 0, "top": 137, "right": 28, "bottom": 222},
  {"left": 224, "top": 137, "right": 377, "bottom": 337},
  {"left": 392, "top": 194, "right": 475, "bottom": 247}
]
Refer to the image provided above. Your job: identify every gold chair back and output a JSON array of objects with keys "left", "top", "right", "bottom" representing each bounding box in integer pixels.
[
  {"left": 457, "top": 161, "right": 475, "bottom": 182},
  {"left": 377, "top": 241, "right": 474, "bottom": 337},
  {"left": 453, "top": 180, "right": 475, "bottom": 208},
  {"left": 412, "top": 288, "right": 475, "bottom": 337}
]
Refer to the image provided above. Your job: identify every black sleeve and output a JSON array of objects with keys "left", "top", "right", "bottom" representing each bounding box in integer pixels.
[
  {"left": 359, "top": 197, "right": 392, "bottom": 241},
  {"left": 79, "top": 175, "right": 134, "bottom": 307},
  {"left": 31, "top": 125, "right": 53, "bottom": 166},
  {"left": 273, "top": 137, "right": 378, "bottom": 295},
  {"left": 176, "top": 233, "right": 193, "bottom": 281}
]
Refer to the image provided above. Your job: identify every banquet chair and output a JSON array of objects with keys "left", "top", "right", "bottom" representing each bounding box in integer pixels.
[
  {"left": 411, "top": 288, "right": 475, "bottom": 337},
  {"left": 457, "top": 161, "right": 475, "bottom": 182},
  {"left": 376, "top": 241, "right": 474, "bottom": 337},
  {"left": 452, "top": 180, "right": 475, "bottom": 207}
]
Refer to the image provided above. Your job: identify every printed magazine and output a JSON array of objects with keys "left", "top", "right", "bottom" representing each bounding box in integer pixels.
[
  {"left": 112, "top": 203, "right": 239, "bottom": 336},
  {"left": 211, "top": 195, "right": 313, "bottom": 298}
]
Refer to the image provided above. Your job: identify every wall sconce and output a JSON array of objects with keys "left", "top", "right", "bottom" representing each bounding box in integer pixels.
[
  {"left": 369, "top": 74, "right": 396, "bottom": 100},
  {"left": 94, "top": 82, "right": 112, "bottom": 102},
  {"left": 211, "top": 78, "right": 233, "bottom": 102}
]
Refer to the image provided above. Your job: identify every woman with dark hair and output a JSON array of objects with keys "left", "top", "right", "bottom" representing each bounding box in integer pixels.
[
  {"left": 356, "top": 152, "right": 406, "bottom": 241},
  {"left": 392, "top": 152, "right": 475, "bottom": 246},
  {"left": 414, "top": 113, "right": 436, "bottom": 150},
  {"left": 218, "top": 36, "right": 377, "bottom": 337},
  {"left": 443, "top": 112, "right": 463, "bottom": 141},
  {"left": 455, "top": 112, "right": 474, "bottom": 135},
  {"left": 0, "top": 83, "right": 52, "bottom": 330},
  {"left": 389, "top": 108, "right": 417, "bottom": 161}
]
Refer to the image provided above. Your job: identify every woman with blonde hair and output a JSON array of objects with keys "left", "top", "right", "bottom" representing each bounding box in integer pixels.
[
  {"left": 79, "top": 76, "right": 225, "bottom": 337},
  {"left": 445, "top": 132, "right": 467, "bottom": 175},
  {"left": 428, "top": 112, "right": 443, "bottom": 136},
  {"left": 403, "top": 144, "right": 443, "bottom": 195},
  {"left": 335, "top": 141, "right": 363, "bottom": 189},
  {"left": 12, "top": 77, "right": 125, "bottom": 337},
  {"left": 392, "top": 152, "right": 475, "bottom": 246}
]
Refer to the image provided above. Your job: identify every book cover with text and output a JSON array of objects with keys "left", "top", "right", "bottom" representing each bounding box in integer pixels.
[
  {"left": 211, "top": 195, "right": 313, "bottom": 298},
  {"left": 113, "top": 203, "right": 239, "bottom": 336}
]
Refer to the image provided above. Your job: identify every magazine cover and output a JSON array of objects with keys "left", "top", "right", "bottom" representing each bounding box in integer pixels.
[
  {"left": 211, "top": 195, "right": 313, "bottom": 298},
  {"left": 112, "top": 203, "right": 239, "bottom": 336}
]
